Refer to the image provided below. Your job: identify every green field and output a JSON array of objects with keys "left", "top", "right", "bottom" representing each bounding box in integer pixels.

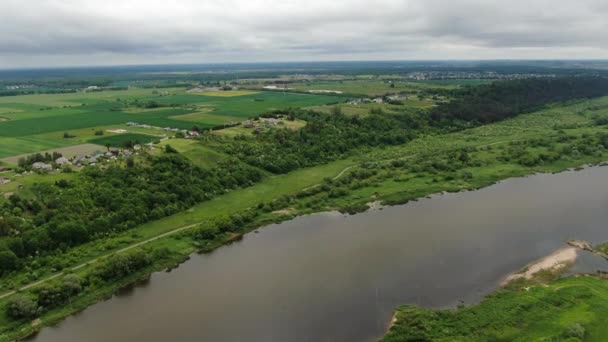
[
  {"left": 383, "top": 276, "right": 608, "bottom": 341},
  {"left": 289, "top": 79, "right": 459, "bottom": 96},
  {"left": 89, "top": 133, "right": 161, "bottom": 147},
  {"left": 0, "top": 88, "right": 338, "bottom": 158}
]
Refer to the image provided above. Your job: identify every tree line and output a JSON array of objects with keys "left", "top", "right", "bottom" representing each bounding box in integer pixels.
[
  {"left": 0, "top": 153, "right": 263, "bottom": 275},
  {"left": 430, "top": 76, "right": 608, "bottom": 125}
]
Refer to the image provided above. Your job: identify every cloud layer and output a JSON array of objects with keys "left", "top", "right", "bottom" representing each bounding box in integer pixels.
[{"left": 1, "top": 0, "right": 608, "bottom": 67}]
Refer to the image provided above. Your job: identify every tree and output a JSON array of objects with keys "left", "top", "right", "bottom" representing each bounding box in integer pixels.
[
  {"left": 164, "top": 144, "right": 178, "bottom": 153},
  {"left": 6, "top": 295, "right": 37, "bottom": 319},
  {"left": 0, "top": 250, "right": 19, "bottom": 273}
]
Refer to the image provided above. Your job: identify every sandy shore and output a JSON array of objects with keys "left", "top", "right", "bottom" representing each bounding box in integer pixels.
[{"left": 502, "top": 246, "right": 578, "bottom": 285}]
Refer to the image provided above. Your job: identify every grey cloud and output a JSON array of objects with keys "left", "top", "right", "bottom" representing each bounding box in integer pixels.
[{"left": 0, "top": 0, "right": 607, "bottom": 68}]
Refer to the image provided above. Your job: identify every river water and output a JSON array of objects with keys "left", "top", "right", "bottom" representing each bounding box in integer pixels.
[{"left": 31, "top": 166, "right": 608, "bottom": 342}]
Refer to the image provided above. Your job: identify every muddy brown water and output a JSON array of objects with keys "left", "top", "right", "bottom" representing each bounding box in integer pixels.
[{"left": 31, "top": 166, "right": 608, "bottom": 342}]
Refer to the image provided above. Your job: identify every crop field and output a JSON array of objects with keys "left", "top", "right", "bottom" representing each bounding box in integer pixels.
[
  {"left": 289, "top": 79, "right": 459, "bottom": 96},
  {"left": 191, "top": 90, "right": 260, "bottom": 97},
  {"left": 145, "top": 91, "right": 340, "bottom": 116},
  {"left": 0, "top": 88, "right": 338, "bottom": 159},
  {"left": 89, "top": 133, "right": 161, "bottom": 147}
]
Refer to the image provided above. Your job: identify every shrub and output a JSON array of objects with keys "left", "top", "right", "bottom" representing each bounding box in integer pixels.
[{"left": 6, "top": 295, "right": 37, "bottom": 319}]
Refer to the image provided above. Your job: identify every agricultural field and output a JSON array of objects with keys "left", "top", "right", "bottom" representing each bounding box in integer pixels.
[
  {"left": 88, "top": 133, "right": 161, "bottom": 148},
  {"left": 0, "top": 88, "right": 338, "bottom": 160},
  {"left": 286, "top": 79, "right": 459, "bottom": 96}
]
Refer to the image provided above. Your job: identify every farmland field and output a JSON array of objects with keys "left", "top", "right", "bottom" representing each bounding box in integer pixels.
[
  {"left": 0, "top": 88, "right": 339, "bottom": 159},
  {"left": 191, "top": 90, "right": 260, "bottom": 97},
  {"left": 288, "top": 79, "right": 459, "bottom": 95},
  {"left": 89, "top": 133, "right": 161, "bottom": 147}
]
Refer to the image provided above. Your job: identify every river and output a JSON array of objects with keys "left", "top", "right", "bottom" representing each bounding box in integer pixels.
[{"left": 31, "top": 166, "right": 608, "bottom": 342}]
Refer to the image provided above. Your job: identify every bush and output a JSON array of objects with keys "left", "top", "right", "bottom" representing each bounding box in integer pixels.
[
  {"left": 6, "top": 295, "right": 37, "bottom": 319},
  {"left": 563, "top": 323, "right": 585, "bottom": 339}
]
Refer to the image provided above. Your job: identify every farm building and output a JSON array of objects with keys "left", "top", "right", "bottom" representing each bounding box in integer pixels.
[
  {"left": 262, "top": 118, "right": 281, "bottom": 126},
  {"left": 32, "top": 162, "right": 52, "bottom": 171},
  {"left": 55, "top": 157, "right": 70, "bottom": 165}
]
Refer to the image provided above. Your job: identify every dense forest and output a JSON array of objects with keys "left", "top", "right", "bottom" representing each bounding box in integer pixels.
[
  {"left": 430, "top": 76, "right": 608, "bottom": 125},
  {"left": 0, "top": 154, "right": 262, "bottom": 274},
  {"left": 219, "top": 109, "right": 427, "bottom": 174}
]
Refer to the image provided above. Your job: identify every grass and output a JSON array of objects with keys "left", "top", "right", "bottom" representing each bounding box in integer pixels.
[
  {"left": 191, "top": 90, "right": 260, "bottom": 97},
  {"left": 289, "top": 79, "right": 458, "bottom": 96},
  {"left": 169, "top": 111, "right": 244, "bottom": 126},
  {"left": 160, "top": 139, "right": 234, "bottom": 168},
  {"left": 383, "top": 276, "right": 608, "bottom": 341},
  {"left": 88, "top": 133, "right": 161, "bottom": 147}
]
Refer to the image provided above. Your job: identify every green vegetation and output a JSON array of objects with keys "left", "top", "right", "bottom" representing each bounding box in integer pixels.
[
  {"left": 0, "top": 88, "right": 339, "bottom": 158},
  {"left": 88, "top": 133, "right": 159, "bottom": 147},
  {"left": 383, "top": 276, "right": 608, "bottom": 341},
  {"left": 1, "top": 76, "right": 608, "bottom": 340}
]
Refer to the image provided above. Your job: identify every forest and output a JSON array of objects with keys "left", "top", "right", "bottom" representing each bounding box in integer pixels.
[
  {"left": 430, "top": 76, "right": 608, "bottom": 125},
  {"left": 0, "top": 154, "right": 263, "bottom": 274}
]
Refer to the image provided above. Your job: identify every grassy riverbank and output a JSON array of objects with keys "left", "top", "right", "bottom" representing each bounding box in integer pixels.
[
  {"left": 3, "top": 96, "right": 608, "bottom": 340},
  {"left": 383, "top": 275, "right": 608, "bottom": 341}
]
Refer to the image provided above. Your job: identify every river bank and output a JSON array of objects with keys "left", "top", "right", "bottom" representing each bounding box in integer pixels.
[
  {"left": 6, "top": 99, "right": 608, "bottom": 340},
  {"left": 22, "top": 162, "right": 608, "bottom": 342}
]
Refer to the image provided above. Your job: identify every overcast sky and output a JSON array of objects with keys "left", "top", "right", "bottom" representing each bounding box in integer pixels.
[{"left": 1, "top": 0, "right": 608, "bottom": 68}]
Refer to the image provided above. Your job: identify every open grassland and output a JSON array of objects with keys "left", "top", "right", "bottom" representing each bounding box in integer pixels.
[
  {"left": 214, "top": 118, "right": 308, "bottom": 137},
  {"left": 383, "top": 276, "right": 608, "bottom": 342}
]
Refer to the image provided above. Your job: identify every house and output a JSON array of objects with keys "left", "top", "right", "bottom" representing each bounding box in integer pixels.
[
  {"left": 188, "top": 131, "right": 200, "bottom": 137},
  {"left": 55, "top": 157, "right": 70, "bottom": 165},
  {"left": 133, "top": 145, "right": 142, "bottom": 150},
  {"left": 32, "top": 162, "right": 52, "bottom": 171},
  {"left": 88, "top": 157, "right": 98, "bottom": 164},
  {"left": 372, "top": 98, "right": 384, "bottom": 104},
  {"left": 0, "top": 178, "right": 10, "bottom": 185},
  {"left": 243, "top": 120, "right": 255, "bottom": 128},
  {"left": 72, "top": 156, "right": 85, "bottom": 165},
  {"left": 262, "top": 118, "right": 280, "bottom": 126}
]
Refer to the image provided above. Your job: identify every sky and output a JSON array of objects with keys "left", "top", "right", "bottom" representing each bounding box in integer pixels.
[{"left": 1, "top": 0, "right": 608, "bottom": 68}]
